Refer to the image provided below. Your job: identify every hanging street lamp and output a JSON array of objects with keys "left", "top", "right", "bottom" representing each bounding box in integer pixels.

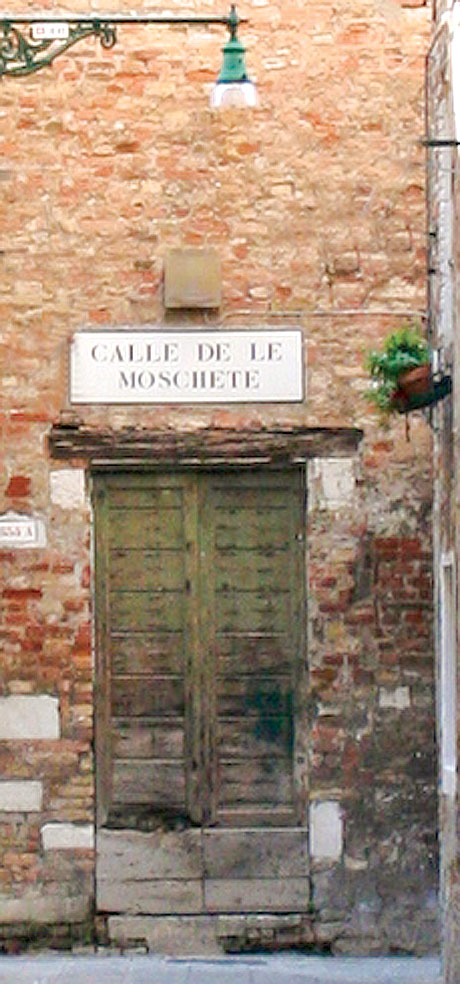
[
  {"left": 210, "top": 4, "right": 257, "bottom": 108},
  {"left": 0, "top": 4, "right": 257, "bottom": 106}
]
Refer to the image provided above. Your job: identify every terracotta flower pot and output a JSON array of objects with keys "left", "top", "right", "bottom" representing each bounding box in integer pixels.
[{"left": 397, "top": 362, "right": 432, "bottom": 398}]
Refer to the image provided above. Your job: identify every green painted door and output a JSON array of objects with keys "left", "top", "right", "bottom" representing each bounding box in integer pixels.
[{"left": 94, "top": 470, "right": 309, "bottom": 917}]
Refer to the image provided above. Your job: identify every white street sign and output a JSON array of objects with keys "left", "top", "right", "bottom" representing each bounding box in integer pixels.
[
  {"left": 0, "top": 512, "right": 46, "bottom": 549},
  {"left": 70, "top": 329, "right": 304, "bottom": 404}
]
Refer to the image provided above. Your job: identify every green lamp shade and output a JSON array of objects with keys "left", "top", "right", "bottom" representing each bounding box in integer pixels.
[{"left": 210, "top": 34, "right": 257, "bottom": 107}]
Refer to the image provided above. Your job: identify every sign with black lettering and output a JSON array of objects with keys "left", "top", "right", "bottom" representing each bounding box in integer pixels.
[
  {"left": 31, "top": 23, "right": 70, "bottom": 40},
  {"left": 70, "top": 330, "right": 303, "bottom": 404},
  {"left": 0, "top": 512, "right": 46, "bottom": 549}
]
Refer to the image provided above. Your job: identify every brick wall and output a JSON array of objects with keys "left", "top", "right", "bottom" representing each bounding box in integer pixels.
[{"left": 0, "top": 0, "right": 437, "bottom": 954}]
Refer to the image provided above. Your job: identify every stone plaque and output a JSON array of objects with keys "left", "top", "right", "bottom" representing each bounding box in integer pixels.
[
  {"left": 70, "top": 329, "right": 303, "bottom": 404},
  {"left": 164, "top": 248, "right": 222, "bottom": 309},
  {"left": 0, "top": 512, "right": 46, "bottom": 549}
]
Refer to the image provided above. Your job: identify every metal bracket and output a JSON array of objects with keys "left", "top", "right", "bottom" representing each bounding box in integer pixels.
[
  {"left": 0, "top": 8, "right": 241, "bottom": 78},
  {"left": 421, "top": 139, "right": 460, "bottom": 147}
]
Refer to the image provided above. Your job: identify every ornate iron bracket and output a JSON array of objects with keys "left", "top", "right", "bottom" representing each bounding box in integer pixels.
[{"left": 0, "top": 9, "right": 241, "bottom": 78}]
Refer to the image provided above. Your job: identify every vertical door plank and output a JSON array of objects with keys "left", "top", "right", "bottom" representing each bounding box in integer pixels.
[
  {"left": 183, "top": 474, "right": 202, "bottom": 824},
  {"left": 93, "top": 476, "right": 113, "bottom": 826},
  {"left": 198, "top": 474, "right": 219, "bottom": 825}
]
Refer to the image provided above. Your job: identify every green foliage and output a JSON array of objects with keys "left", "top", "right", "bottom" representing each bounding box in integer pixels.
[{"left": 364, "top": 325, "right": 430, "bottom": 414}]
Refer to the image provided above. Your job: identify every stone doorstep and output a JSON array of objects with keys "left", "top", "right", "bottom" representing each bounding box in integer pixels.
[
  {"left": 106, "top": 914, "right": 320, "bottom": 956},
  {"left": 0, "top": 907, "right": 440, "bottom": 958}
]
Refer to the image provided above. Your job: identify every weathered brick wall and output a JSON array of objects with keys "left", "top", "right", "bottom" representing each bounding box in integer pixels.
[
  {"left": 308, "top": 448, "right": 436, "bottom": 954},
  {"left": 0, "top": 0, "right": 437, "bottom": 954},
  {"left": 0, "top": 470, "right": 93, "bottom": 939}
]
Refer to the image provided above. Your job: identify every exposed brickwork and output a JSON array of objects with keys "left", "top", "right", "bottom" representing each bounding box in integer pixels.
[
  {"left": 0, "top": 0, "right": 437, "bottom": 955},
  {"left": 307, "top": 446, "right": 436, "bottom": 954}
]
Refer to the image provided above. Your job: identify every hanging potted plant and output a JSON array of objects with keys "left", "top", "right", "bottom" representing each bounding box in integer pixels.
[{"left": 364, "top": 324, "right": 451, "bottom": 418}]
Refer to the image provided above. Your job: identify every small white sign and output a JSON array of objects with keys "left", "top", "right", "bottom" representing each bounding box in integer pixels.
[
  {"left": 0, "top": 512, "right": 46, "bottom": 549},
  {"left": 31, "top": 23, "right": 70, "bottom": 41},
  {"left": 70, "top": 329, "right": 304, "bottom": 404}
]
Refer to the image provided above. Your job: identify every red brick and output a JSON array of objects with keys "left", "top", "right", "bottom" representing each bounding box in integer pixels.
[
  {"left": 2, "top": 588, "right": 42, "bottom": 601},
  {"left": 374, "top": 537, "right": 401, "bottom": 557},
  {"left": 5, "top": 475, "right": 31, "bottom": 497}
]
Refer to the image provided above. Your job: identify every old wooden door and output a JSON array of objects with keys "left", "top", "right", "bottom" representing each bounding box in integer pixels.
[{"left": 94, "top": 469, "right": 309, "bottom": 921}]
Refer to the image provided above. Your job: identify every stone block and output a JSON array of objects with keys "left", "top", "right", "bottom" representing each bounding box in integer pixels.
[
  {"left": 164, "top": 248, "right": 221, "bottom": 308},
  {"left": 332, "top": 936, "right": 386, "bottom": 956},
  {"left": 203, "top": 828, "right": 308, "bottom": 878},
  {"left": 98, "top": 878, "right": 202, "bottom": 915},
  {"left": 0, "top": 892, "right": 90, "bottom": 924},
  {"left": 204, "top": 878, "right": 310, "bottom": 913},
  {"left": 312, "top": 868, "right": 352, "bottom": 922},
  {"left": 379, "top": 686, "right": 411, "bottom": 710},
  {"left": 50, "top": 469, "right": 86, "bottom": 509},
  {"left": 0, "top": 695, "right": 59, "bottom": 740},
  {"left": 97, "top": 821, "right": 202, "bottom": 919},
  {"left": 0, "top": 780, "right": 42, "bottom": 812},
  {"left": 107, "top": 915, "right": 221, "bottom": 955},
  {"left": 97, "top": 828, "right": 201, "bottom": 879},
  {"left": 216, "top": 913, "right": 314, "bottom": 948},
  {"left": 41, "top": 822, "right": 94, "bottom": 850},
  {"left": 309, "top": 801, "right": 343, "bottom": 860},
  {"left": 314, "top": 920, "right": 346, "bottom": 942},
  {"left": 308, "top": 457, "right": 356, "bottom": 511}
]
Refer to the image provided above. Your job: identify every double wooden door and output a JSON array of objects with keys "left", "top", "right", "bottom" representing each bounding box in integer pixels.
[{"left": 94, "top": 469, "right": 309, "bottom": 917}]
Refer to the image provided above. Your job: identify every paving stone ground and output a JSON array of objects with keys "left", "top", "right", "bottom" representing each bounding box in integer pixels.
[{"left": 0, "top": 954, "right": 443, "bottom": 984}]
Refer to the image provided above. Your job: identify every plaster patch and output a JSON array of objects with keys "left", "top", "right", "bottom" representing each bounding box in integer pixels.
[
  {"left": 309, "top": 800, "right": 343, "bottom": 861},
  {"left": 0, "top": 780, "right": 42, "bottom": 812},
  {"left": 379, "top": 686, "right": 411, "bottom": 710},
  {"left": 50, "top": 469, "right": 86, "bottom": 509},
  {"left": 0, "top": 695, "right": 59, "bottom": 739},
  {"left": 41, "top": 822, "right": 94, "bottom": 851}
]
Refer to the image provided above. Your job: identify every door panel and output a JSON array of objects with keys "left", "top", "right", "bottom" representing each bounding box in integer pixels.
[
  {"left": 94, "top": 473, "right": 191, "bottom": 829},
  {"left": 94, "top": 469, "right": 308, "bottom": 917},
  {"left": 203, "top": 473, "right": 304, "bottom": 828}
]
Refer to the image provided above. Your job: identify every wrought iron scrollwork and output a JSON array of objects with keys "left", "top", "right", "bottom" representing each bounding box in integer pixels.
[
  {"left": 98, "top": 23, "right": 117, "bottom": 49},
  {"left": 0, "top": 10, "right": 240, "bottom": 79},
  {"left": 0, "top": 20, "right": 117, "bottom": 77}
]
